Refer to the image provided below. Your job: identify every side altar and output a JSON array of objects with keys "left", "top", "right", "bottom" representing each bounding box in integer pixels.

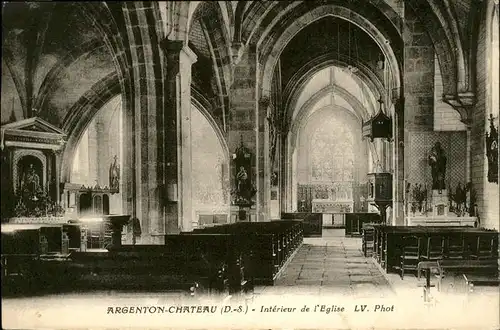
[
  {"left": 1, "top": 117, "right": 67, "bottom": 220},
  {"left": 406, "top": 188, "right": 478, "bottom": 227},
  {"left": 405, "top": 142, "right": 478, "bottom": 227},
  {"left": 1, "top": 118, "right": 130, "bottom": 252}
]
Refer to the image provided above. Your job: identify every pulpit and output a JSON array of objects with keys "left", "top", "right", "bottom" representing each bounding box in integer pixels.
[{"left": 366, "top": 172, "right": 392, "bottom": 223}]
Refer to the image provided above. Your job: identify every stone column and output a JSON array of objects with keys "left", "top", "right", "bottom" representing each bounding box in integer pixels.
[
  {"left": 258, "top": 96, "right": 270, "bottom": 221},
  {"left": 162, "top": 40, "right": 197, "bottom": 232},
  {"left": 229, "top": 45, "right": 258, "bottom": 220},
  {"left": 393, "top": 96, "right": 405, "bottom": 225},
  {"left": 280, "top": 134, "right": 290, "bottom": 213},
  {"left": 54, "top": 149, "right": 62, "bottom": 205},
  {"left": 465, "top": 124, "right": 472, "bottom": 183}
]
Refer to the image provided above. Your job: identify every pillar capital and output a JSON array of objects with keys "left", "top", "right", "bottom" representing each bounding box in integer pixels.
[
  {"left": 259, "top": 95, "right": 271, "bottom": 109},
  {"left": 161, "top": 39, "right": 198, "bottom": 64},
  {"left": 391, "top": 87, "right": 401, "bottom": 105}
]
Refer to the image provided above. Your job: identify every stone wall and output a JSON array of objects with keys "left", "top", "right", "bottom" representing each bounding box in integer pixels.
[
  {"left": 433, "top": 54, "right": 467, "bottom": 132},
  {"left": 404, "top": 8, "right": 435, "bottom": 133}
]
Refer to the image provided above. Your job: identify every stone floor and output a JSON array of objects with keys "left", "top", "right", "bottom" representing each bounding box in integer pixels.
[{"left": 254, "top": 229, "right": 394, "bottom": 298}]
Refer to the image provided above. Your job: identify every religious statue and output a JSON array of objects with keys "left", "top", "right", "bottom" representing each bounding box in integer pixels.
[
  {"left": 20, "top": 163, "right": 42, "bottom": 201},
  {"left": 271, "top": 171, "right": 278, "bottom": 186},
  {"left": 428, "top": 142, "right": 447, "bottom": 191},
  {"left": 232, "top": 137, "right": 256, "bottom": 208},
  {"left": 236, "top": 166, "right": 249, "bottom": 197},
  {"left": 109, "top": 155, "right": 120, "bottom": 191}
]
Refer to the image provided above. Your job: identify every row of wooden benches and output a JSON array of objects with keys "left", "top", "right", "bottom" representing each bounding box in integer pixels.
[
  {"left": 362, "top": 224, "right": 499, "bottom": 276},
  {"left": 1, "top": 220, "right": 304, "bottom": 298},
  {"left": 361, "top": 224, "right": 500, "bottom": 305},
  {"left": 188, "top": 220, "right": 304, "bottom": 278}
]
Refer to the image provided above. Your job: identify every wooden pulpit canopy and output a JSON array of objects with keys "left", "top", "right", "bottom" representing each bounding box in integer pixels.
[{"left": 362, "top": 98, "right": 392, "bottom": 142}]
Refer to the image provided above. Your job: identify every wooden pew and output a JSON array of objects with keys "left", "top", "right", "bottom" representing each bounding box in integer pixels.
[
  {"left": 370, "top": 225, "right": 499, "bottom": 273},
  {"left": 1, "top": 220, "right": 303, "bottom": 297},
  {"left": 188, "top": 220, "right": 303, "bottom": 284}
]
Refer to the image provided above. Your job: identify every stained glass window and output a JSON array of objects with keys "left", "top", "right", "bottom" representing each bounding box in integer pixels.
[{"left": 310, "top": 116, "right": 355, "bottom": 183}]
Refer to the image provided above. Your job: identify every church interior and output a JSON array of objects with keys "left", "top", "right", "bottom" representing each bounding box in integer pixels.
[{"left": 1, "top": 1, "right": 499, "bottom": 328}]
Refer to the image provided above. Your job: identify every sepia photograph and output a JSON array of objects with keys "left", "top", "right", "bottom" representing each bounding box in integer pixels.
[{"left": 1, "top": 0, "right": 499, "bottom": 329}]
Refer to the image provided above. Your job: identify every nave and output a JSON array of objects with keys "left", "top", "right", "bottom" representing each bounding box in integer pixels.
[
  {"left": 3, "top": 228, "right": 498, "bottom": 329},
  {"left": 2, "top": 1, "right": 499, "bottom": 328}
]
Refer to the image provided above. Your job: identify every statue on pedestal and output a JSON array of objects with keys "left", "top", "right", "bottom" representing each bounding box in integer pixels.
[
  {"left": 109, "top": 155, "right": 120, "bottom": 191},
  {"left": 428, "top": 142, "right": 447, "bottom": 191}
]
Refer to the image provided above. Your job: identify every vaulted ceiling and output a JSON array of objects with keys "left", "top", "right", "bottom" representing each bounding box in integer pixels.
[
  {"left": 279, "top": 17, "right": 385, "bottom": 94},
  {"left": 1, "top": 1, "right": 489, "bottom": 136},
  {"left": 2, "top": 2, "right": 115, "bottom": 127}
]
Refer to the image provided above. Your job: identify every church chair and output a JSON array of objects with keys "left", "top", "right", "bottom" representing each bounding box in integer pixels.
[
  {"left": 362, "top": 225, "right": 375, "bottom": 257},
  {"left": 421, "top": 236, "right": 445, "bottom": 284},
  {"left": 470, "top": 235, "right": 496, "bottom": 260},
  {"left": 444, "top": 235, "right": 465, "bottom": 260},
  {"left": 400, "top": 235, "right": 421, "bottom": 279},
  {"left": 422, "top": 236, "right": 445, "bottom": 261}
]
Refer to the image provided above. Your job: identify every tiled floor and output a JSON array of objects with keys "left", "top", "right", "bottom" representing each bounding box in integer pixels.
[{"left": 254, "top": 229, "right": 394, "bottom": 298}]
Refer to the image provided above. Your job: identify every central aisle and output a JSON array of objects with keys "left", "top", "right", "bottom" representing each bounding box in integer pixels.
[{"left": 254, "top": 229, "right": 394, "bottom": 298}]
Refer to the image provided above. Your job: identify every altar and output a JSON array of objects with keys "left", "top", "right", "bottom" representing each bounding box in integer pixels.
[
  {"left": 406, "top": 216, "right": 477, "bottom": 227},
  {"left": 405, "top": 188, "right": 478, "bottom": 227},
  {"left": 311, "top": 199, "right": 353, "bottom": 213}
]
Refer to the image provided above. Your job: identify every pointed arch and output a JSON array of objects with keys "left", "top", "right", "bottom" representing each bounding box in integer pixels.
[
  {"left": 258, "top": 4, "right": 401, "bottom": 107},
  {"left": 60, "top": 72, "right": 120, "bottom": 183}
]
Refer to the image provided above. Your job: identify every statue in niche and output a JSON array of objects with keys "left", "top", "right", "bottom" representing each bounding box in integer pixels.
[
  {"left": 20, "top": 163, "right": 42, "bottom": 201},
  {"left": 428, "top": 142, "right": 447, "bottom": 191},
  {"left": 271, "top": 171, "right": 278, "bottom": 186},
  {"left": 109, "top": 155, "right": 120, "bottom": 191},
  {"left": 236, "top": 166, "right": 249, "bottom": 198}
]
